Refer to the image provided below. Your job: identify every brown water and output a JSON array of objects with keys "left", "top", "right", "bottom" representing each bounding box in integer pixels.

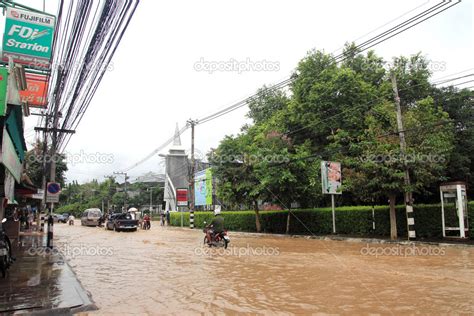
[{"left": 55, "top": 222, "right": 474, "bottom": 315}]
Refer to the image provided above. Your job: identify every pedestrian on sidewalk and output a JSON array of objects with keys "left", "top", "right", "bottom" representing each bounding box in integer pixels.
[{"left": 166, "top": 210, "right": 170, "bottom": 226}]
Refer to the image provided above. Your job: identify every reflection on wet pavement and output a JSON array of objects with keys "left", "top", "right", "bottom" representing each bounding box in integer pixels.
[
  {"left": 0, "top": 235, "right": 94, "bottom": 314},
  {"left": 55, "top": 222, "right": 474, "bottom": 315}
]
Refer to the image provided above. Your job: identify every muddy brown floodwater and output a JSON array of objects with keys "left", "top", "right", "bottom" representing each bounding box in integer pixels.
[{"left": 54, "top": 221, "right": 474, "bottom": 315}]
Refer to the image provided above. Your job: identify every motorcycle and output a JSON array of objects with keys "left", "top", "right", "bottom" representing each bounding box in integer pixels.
[
  {"left": 0, "top": 218, "right": 13, "bottom": 278},
  {"left": 203, "top": 222, "right": 230, "bottom": 249},
  {"left": 142, "top": 219, "right": 151, "bottom": 230}
]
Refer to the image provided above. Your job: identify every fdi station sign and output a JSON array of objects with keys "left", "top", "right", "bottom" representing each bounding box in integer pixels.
[{"left": 2, "top": 7, "right": 56, "bottom": 68}]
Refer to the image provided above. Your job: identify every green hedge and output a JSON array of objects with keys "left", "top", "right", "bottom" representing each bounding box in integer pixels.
[{"left": 170, "top": 202, "right": 474, "bottom": 239}]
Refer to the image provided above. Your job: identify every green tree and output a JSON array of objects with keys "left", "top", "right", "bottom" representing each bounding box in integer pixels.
[
  {"left": 209, "top": 128, "right": 265, "bottom": 232},
  {"left": 25, "top": 143, "right": 68, "bottom": 187}
]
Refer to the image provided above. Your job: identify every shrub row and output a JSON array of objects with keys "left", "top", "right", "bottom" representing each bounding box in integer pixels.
[{"left": 170, "top": 202, "right": 474, "bottom": 239}]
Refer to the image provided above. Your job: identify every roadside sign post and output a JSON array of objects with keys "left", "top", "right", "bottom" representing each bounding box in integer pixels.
[
  {"left": 176, "top": 188, "right": 188, "bottom": 228},
  {"left": 331, "top": 194, "right": 336, "bottom": 234},
  {"left": 46, "top": 182, "right": 60, "bottom": 248},
  {"left": 321, "top": 161, "right": 342, "bottom": 234}
]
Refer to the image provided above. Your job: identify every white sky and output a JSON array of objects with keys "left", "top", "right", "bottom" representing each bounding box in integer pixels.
[{"left": 7, "top": 0, "right": 474, "bottom": 183}]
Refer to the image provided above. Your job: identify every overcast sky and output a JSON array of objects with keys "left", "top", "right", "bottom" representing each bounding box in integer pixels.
[{"left": 14, "top": 0, "right": 474, "bottom": 183}]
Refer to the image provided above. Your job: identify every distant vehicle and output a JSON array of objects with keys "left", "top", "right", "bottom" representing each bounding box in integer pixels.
[
  {"left": 81, "top": 208, "right": 102, "bottom": 226},
  {"left": 106, "top": 213, "right": 138, "bottom": 232},
  {"left": 56, "top": 214, "right": 67, "bottom": 223},
  {"left": 51, "top": 214, "right": 66, "bottom": 223}
]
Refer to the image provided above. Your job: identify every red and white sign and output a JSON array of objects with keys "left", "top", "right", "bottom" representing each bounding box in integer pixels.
[
  {"left": 176, "top": 188, "right": 188, "bottom": 206},
  {"left": 19, "top": 73, "right": 48, "bottom": 107}
]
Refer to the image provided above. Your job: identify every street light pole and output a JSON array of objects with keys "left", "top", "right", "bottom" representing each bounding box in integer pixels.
[
  {"left": 113, "top": 172, "right": 128, "bottom": 211},
  {"left": 149, "top": 187, "right": 153, "bottom": 214}
]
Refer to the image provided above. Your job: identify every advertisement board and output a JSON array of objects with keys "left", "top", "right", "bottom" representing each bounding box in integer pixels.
[
  {"left": 19, "top": 73, "right": 48, "bottom": 107},
  {"left": 0, "top": 128, "right": 22, "bottom": 183},
  {"left": 176, "top": 188, "right": 188, "bottom": 206},
  {"left": 2, "top": 7, "right": 56, "bottom": 68},
  {"left": 321, "top": 161, "right": 342, "bottom": 195},
  {"left": 194, "top": 168, "right": 213, "bottom": 206},
  {"left": 0, "top": 68, "right": 8, "bottom": 116}
]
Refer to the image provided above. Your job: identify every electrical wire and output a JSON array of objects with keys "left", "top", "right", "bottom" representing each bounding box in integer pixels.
[{"left": 120, "top": 0, "right": 461, "bottom": 172}]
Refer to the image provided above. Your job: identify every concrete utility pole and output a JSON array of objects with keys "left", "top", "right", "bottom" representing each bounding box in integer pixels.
[
  {"left": 113, "top": 172, "right": 128, "bottom": 211},
  {"left": 187, "top": 119, "right": 197, "bottom": 229},
  {"left": 391, "top": 72, "right": 416, "bottom": 240}
]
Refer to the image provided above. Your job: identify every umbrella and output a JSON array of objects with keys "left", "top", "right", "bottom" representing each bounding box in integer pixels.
[{"left": 128, "top": 207, "right": 138, "bottom": 212}]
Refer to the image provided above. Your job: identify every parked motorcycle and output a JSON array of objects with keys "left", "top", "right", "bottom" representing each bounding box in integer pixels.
[
  {"left": 0, "top": 218, "right": 13, "bottom": 278},
  {"left": 203, "top": 222, "right": 230, "bottom": 249}
]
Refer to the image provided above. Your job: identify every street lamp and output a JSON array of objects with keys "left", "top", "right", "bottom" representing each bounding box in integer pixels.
[{"left": 148, "top": 187, "right": 155, "bottom": 214}]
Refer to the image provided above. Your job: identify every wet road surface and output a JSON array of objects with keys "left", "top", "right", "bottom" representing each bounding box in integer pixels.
[{"left": 55, "top": 222, "right": 474, "bottom": 315}]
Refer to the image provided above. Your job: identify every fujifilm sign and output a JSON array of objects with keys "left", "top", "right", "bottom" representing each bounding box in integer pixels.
[
  {"left": 2, "top": 7, "right": 55, "bottom": 68},
  {"left": 7, "top": 8, "right": 55, "bottom": 26}
]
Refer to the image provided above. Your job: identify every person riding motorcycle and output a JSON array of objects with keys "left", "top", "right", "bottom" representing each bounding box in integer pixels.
[
  {"left": 206, "top": 206, "right": 224, "bottom": 244},
  {"left": 143, "top": 213, "right": 151, "bottom": 229}
]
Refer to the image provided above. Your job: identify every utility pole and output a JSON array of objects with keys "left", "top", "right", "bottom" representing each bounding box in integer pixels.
[
  {"left": 187, "top": 119, "right": 197, "bottom": 229},
  {"left": 148, "top": 187, "right": 154, "bottom": 214},
  {"left": 391, "top": 72, "right": 416, "bottom": 240},
  {"left": 39, "top": 113, "right": 50, "bottom": 231},
  {"left": 113, "top": 172, "right": 128, "bottom": 211}
]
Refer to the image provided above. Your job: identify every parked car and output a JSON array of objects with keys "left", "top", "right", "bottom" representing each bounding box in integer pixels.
[
  {"left": 81, "top": 208, "right": 102, "bottom": 226},
  {"left": 106, "top": 213, "right": 138, "bottom": 232}
]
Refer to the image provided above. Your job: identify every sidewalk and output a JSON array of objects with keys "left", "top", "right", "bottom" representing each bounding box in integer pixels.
[{"left": 0, "top": 232, "right": 97, "bottom": 315}]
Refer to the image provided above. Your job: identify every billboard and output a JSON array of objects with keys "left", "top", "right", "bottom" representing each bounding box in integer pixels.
[
  {"left": 195, "top": 168, "right": 213, "bottom": 206},
  {"left": 19, "top": 73, "right": 48, "bottom": 107},
  {"left": 176, "top": 188, "right": 188, "bottom": 206},
  {"left": 2, "top": 7, "right": 55, "bottom": 68},
  {"left": 321, "top": 161, "right": 342, "bottom": 194},
  {"left": 0, "top": 68, "right": 8, "bottom": 116}
]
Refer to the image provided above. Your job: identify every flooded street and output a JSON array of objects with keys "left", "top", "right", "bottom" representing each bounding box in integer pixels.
[{"left": 55, "top": 222, "right": 474, "bottom": 315}]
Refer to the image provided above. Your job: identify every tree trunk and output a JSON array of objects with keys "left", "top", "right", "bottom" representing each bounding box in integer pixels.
[
  {"left": 254, "top": 201, "right": 261, "bottom": 233},
  {"left": 389, "top": 193, "right": 397, "bottom": 240},
  {"left": 286, "top": 209, "right": 291, "bottom": 234}
]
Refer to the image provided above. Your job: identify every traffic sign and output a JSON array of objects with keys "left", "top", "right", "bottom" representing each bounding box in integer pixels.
[{"left": 47, "top": 182, "right": 61, "bottom": 195}]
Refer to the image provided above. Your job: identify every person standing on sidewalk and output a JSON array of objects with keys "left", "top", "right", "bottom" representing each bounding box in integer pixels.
[{"left": 166, "top": 210, "right": 170, "bottom": 226}]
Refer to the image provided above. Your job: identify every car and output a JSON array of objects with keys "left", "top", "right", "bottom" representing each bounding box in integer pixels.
[
  {"left": 105, "top": 213, "right": 138, "bottom": 232},
  {"left": 51, "top": 214, "right": 66, "bottom": 223},
  {"left": 81, "top": 208, "right": 103, "bottom": 226},
  {"left": 56, "top": 214, "right": 67, "bottom": 223}
]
